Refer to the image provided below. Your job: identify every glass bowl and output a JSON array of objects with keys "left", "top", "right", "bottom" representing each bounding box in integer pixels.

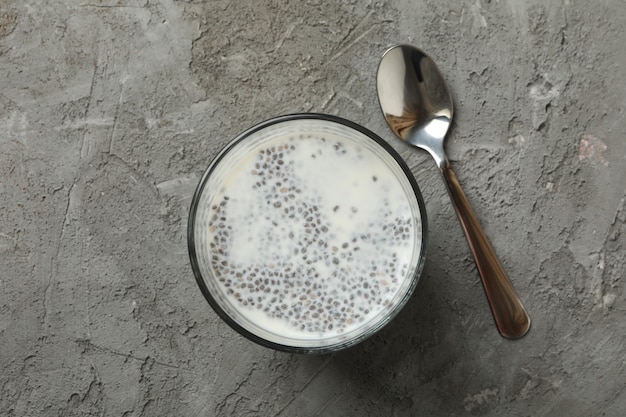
[{"left": 188, "top": 113, "right": 427, "bottom": 354}]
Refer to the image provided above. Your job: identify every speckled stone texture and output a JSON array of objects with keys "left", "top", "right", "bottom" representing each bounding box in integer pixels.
[{"left": 1, "top": 0, "right": 625, "bottom": 416}]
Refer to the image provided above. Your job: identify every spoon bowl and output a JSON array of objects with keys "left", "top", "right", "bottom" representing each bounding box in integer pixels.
[{"left": 377, "top": 45, "right": 531, "bottom": 339}]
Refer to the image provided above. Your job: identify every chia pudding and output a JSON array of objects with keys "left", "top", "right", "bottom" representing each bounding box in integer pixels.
[{"left": 190, "top": 116, "right": 426, "bottom": 351}]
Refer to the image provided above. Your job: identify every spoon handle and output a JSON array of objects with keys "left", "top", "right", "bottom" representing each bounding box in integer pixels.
[{"left": 440, "top": 162, "right": 531, "bottom": 339}]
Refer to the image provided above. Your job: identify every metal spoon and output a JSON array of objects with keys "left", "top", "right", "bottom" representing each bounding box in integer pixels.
[{"left": 376, "top": 44, "right": 531, "bottom": 339}]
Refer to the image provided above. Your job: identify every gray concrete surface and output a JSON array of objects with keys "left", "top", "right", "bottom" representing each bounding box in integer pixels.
[{"left": 1, "top": 0, "right": 625, "bottom": 415}]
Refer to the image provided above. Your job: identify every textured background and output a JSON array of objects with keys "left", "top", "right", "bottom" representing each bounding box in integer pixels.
[{"left": 1, "top": 0, "right": 625, "bottom": 416}]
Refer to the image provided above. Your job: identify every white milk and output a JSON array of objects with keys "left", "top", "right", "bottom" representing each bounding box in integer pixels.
[{"left": 195, "top": 121, "right": 422, "bottom": 342}]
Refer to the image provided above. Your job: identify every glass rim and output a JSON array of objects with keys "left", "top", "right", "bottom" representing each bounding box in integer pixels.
[{"left": 187, "top": 113, "right": 428, "bottom": 354}]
